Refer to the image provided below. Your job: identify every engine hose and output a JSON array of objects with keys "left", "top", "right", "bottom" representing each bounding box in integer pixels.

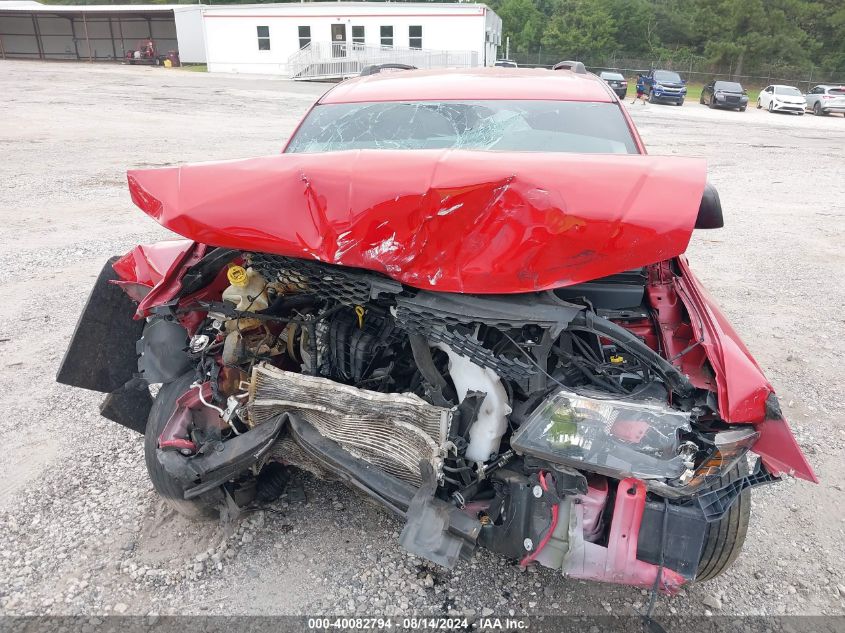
[
  {"left": 408, "top": 333, "right": 449, "bottom": 391},
  {"left": 569, "top": 312, "right": 694, "bottom": 398}
]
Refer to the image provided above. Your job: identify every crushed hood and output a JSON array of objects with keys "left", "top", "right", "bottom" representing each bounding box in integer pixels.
[{"left": 128, "top": 150, "right": 707, "bottom": 294}]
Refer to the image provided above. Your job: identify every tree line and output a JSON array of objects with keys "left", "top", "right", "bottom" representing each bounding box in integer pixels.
[{"left": 490, "top": 0, "right": 843, "bottom": 77}]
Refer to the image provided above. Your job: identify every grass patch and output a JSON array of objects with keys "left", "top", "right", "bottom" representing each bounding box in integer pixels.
[{"left": 180, "top": 64, "right": 207, "bottom": 73}]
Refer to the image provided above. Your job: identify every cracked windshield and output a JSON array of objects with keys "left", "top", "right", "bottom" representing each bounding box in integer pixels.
[{"left": 286, "top": 100, "right": 638, "bottom": 154}]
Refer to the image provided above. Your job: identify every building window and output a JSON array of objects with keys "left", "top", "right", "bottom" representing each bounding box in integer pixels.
[
  {"left": 380, "top": 25, "right": 393, "bottom": 48},
  {"left": 352, "top": 25, "right": 365, "bottom": 46},
  {"left": 298, "top": 26, "right": 311, "bottom": 50},
  {"left": 257, "top": 25, "right": 270, "bottom": 51},
  {"left": 409, "top": 25, "right": 422, "bottom": 49}
]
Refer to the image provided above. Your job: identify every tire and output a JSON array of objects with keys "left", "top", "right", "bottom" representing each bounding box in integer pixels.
[
  {"left": 677, "top": 98, "right": 684, "bottom": 106},
  {"left": 813, "top": 102, "right": 823, "bottom": 116},
  {"left": 144, "top": 373, "right": 219, "bottom": 521},
  {"left": 768, "top": 101, "right": 773, "bottom": 113},
  {"left": 648, "top": 91, "right": 656, "bottom": 104},
  {"left": 756, "top": 99, "right": 761, "bottom": 109},
  {"left": 739, "top": 106, "right": 747, "bottom": 112},
  {"left": 708, "top": 96, "right": 716, "bottom": 109},
  {"left": 696, "top": 460, "right": 751, "bottom": 582}
]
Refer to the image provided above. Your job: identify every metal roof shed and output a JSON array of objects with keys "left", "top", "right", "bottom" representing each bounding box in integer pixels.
[{"left": 0, "top": 1, "right": 206, "bottom": 63}]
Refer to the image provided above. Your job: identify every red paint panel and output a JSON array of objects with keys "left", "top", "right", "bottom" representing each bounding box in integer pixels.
[
  {"left": 672, "top": 257, "right": 816, "bottom": 482},
  {"left": 112, "top": 240, "right": 195, "bottom": 287},
  {"left": 127, "top": 150, "right": 707, "bottom": 295}
]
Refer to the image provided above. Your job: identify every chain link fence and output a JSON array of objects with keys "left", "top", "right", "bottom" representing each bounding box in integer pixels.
[{"left": 513, "top": 52, "right": 844, "bottom": 91}]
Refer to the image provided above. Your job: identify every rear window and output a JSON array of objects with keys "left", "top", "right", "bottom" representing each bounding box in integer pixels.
[
  {"left": 601, "top": 72, "right": 624, "bottom": 81},
  {"left": 286, "top": 100, "right": 638, "bottom": 155},
  {"left": 714, "top": 81, "right": 743, "bottom": 92},
  {"left": 829, "top": 88, "right": 845, "bottom": 95}
]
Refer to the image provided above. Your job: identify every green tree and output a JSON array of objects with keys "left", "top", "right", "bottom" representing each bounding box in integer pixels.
[
  {"left": 607, "top": 0, "right": 658, "bottom": 55},
  {"left": 540, "top": 0, "right": 618, "bottom": 62},
  {"left": 496, "top": 0, "right": 546, "bottom": 56}
]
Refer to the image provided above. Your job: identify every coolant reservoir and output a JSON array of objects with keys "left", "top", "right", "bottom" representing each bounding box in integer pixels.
[
  {"left": 220, "top": 266, "right": 270, "bottom": 364},
  {"left": 222, "top": 266, "right": 270, "bottom": 313},
  {"left": 435, "top": 343, "right": 512, "bottom": 463}
]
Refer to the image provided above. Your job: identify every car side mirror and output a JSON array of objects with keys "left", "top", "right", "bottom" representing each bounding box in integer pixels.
[{"left": 696, "top": 183, "right": 724, "bottom": 229}]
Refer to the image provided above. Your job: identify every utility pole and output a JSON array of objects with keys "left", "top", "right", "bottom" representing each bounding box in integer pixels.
[{"left": 505, "top": 35, "right": 509, "bottom": 60}]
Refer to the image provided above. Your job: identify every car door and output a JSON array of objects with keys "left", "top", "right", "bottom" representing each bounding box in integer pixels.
[{"left": 805, "top": 86, "right": 821, "bottom": 110}]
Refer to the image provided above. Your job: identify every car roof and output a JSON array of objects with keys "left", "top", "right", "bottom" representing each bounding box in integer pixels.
[
  {"left": 772, "top": 84, "right": 799, "bottom": 88},
  {"left": 320, "top": 67, "right": 615, "bottom": 105}
]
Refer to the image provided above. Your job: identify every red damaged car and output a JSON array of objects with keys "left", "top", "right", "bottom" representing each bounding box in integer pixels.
[{"left": 58, "top": 66, "right": 815, "bottom": 594}]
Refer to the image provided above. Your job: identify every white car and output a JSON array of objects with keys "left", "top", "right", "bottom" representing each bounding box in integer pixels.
[
  {"left": 804, "top": 85, "right": 845, "bottom": 117},
  {"left": 757, "top": 85, "right": 806, "bottom": 114}
]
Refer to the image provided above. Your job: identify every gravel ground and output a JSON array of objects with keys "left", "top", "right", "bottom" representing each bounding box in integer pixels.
[{"left": 0, "top": 61, "right": 843, "bottom": 619}]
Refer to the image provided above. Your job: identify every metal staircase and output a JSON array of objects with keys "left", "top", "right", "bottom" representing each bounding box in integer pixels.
[{"left": 287, "top": 42, "right": 479, "bottom": 80}]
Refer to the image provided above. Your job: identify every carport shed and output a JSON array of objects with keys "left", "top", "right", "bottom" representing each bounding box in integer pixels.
[{"left": 0, "top": 1, "right": 205, "bottom": 63}]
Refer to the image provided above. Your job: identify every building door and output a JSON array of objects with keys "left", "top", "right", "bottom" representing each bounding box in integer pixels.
[{"left": 331, "top": 23, "right": 347, "bottom": 57}]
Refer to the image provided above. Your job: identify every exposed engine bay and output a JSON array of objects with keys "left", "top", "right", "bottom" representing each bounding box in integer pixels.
[{"left": 86, "top": 248, "right": 779, "bottom": 592}]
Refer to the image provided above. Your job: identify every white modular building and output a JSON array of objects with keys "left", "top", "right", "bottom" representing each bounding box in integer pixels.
[{"left": 202, "top": 3, "right": 501, "bottom": 78}]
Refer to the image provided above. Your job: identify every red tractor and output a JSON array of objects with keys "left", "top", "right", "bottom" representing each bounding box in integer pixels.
[{"left": 124, "top": 39, "right": 179, "bottom": 67}]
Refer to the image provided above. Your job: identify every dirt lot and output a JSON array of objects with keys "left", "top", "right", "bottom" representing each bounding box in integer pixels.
[{"left": 1, "top": 61, "right": 843, "bottom": 619}]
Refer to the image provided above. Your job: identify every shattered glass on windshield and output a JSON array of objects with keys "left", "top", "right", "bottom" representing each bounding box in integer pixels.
[{"left": 286, "top": 100, "right": 638, "bottom": 155}]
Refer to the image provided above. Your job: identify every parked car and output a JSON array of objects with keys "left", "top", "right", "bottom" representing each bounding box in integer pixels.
[
  {"left": 598, "top": 71, "right": 628, "bottom": 98},
  {"left": 58, "top": 67, "right": 816, "bottom": 598},
  {"left": 700, "top": 80, "right": 748, "bottom": 111},
  {"left": 643, "top": 69, "right": 687, "bottom": 105},
  {"left": 804, "top": 84, "right": 845, "bottom": 116},
  {"left": 494, "top": 59, "right": 518, "bottom": 68},
  {"left": 757, "top": 85, "right": 806, "bottom": 114}
]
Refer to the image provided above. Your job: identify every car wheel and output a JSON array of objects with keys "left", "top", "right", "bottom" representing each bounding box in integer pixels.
[
  {"left": 813, "top": 102, "right": 823, "bottom": 116},
  {"left": 144, "top": 373, "right": 220, "bottom": 521},
  {"left": 677, "top": 98, "right": 684, "bottom": 106},
  {"left": 708, "top": 96, "right": 716, "bottom": 109},
  {"left": 739, "top": 106, "right": 747, "bottom": 112},
  {"left": 767, "top": 101, "right": 773, "bottom": 113},
  {"left": 696, "top": 460, "right": 751, "bottom": 582},
  {"left": 648, "top": 91, "right": 656, "bottom": 104},
  {"left": 756, "top": 99, "right": 762, "bottom": 109}
]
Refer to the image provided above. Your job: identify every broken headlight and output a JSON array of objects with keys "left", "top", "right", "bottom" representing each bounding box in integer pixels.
[{"left": 511, "top": 390, "right": 695, "bottom": 481}]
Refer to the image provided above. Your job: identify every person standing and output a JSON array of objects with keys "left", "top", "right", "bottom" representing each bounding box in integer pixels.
[{"left": 632, "top": 74, "right": 648, "bottom": 104}]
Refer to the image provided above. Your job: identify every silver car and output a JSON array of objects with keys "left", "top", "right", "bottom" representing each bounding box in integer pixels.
[{"left": 804, "top": 84, "right": 845, "bottom": 117}]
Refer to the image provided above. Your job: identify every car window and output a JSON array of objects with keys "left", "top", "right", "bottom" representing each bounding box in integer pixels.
[
  {"left": 774, "top": 86, "right": 802, "bottom": 96},
  {"left": 286, "top": 100, "right": 639, "bottom": 155},
  {"left": 600, "top": 72, "right": 624, "bottom": 81},
  {"left": 714, "top": 81, "right": 742, "bottom": 92},
  {"left": 653, "top": 70, "right": 682, "bottom": 83},
  {"left": 829, "top": 88, "right": 845, "bottom": 96},
  {"left": 765, "top": 86, "right": 773, "bottom": 93}
]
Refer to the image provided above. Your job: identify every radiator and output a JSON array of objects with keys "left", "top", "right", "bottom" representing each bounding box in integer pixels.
[{"left": 249, "top": 364, "right": 450, "bottom": 487}]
